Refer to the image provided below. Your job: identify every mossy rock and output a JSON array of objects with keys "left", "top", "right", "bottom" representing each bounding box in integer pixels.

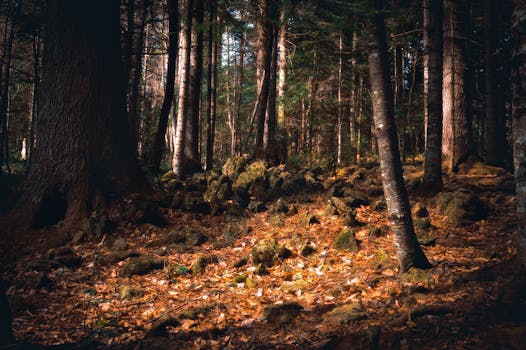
[
  {"left": 372, "top": 199, "right": 387, "bottom": 211},
  {"left": 414, "top": 217, "right": 431, "bottom": 231},
  {"left": 178, "top": 304, "right": 213, "bottom": 320},
  {"left": 233, "top": 257, "right": 248, "bottom": 268},
  {"left": 337, "top": 166, "right": 357, "bottom": 177},
  {"left": 401, "top": 267, "right": 433, "bottom": 286},
  {"left": 191, "top": 254, "right": 219, "bottom": 275},
  {"left": 263, "top": 302, "right": 303, "bottom": 326},
  {"left": 233, "top": 161, "right": 267, "bottom": 191},
  {"left": 203, "top": 175, "right": 232, "bottom": 202},
  {"left": 165, "top": 264, "right": 190, "bottom": 279},
  {"left": 161, "top": 170, "right": 176, "bottom": 183},
  {"left": 341, "top": 189, "right": 370, "bottom": 207},
  {"left": 255, "top": 263, "right": 269, "bottom": 275},
  {"left": 331, "top": 197, "right": 353, "bottom": 214},
  {"left": 119, "top": 256, "right": 164, "bottom": 278},
  {"left": 299, "top": 211, "right": 319, "bottom": 226},
  {"left": 119, "top": 285, "right": 144, "bottom": 300},
  {"left": 252, "top": 238, "right": 278, "bottom": 267},
  {"left": 100, "top": 251, "right": 139, "bottom": 265},
  {"left": 233, "top": 274, "right": 248, "bottom": 283},
  {"left": 366, "top": 185, "right": 384, "bottom": 197},
  {"left": 411, "top": 202, "right": 429, "bottom": 218},
  {"left": 368, "top": 226, "right": 386, "bottom": 237},
  {"left": 268, "top": 198, "right": 289, "bottom": 214},
  {"left": 457, "top": 159, "right": 508, "bottom": 177},
  {"left": 349, "top": 168, "right": 367, "bottom": 184},
  {"left": 343, "top": 211, "right": 362, "bottom": 227},
  {"left": 281, "top": 173, "right": 307, "bottom": 195},
  {"left": 245, "top": 277, "right": 258, "bottom": 288},
  {"left": 435, "top": 190, "right": 488, "bottom": 227},
  {"left": 334, "top": 228, "right": 359, "bottom": 252},
  {"left": 222, "top": 155, "right": 250, "bottom": 180},
  {"left": 323, "top": 204, "right": 338, "bottom": 217},
  {"left": 248, "top": 200, "right": 267, "bottom": 213},
  {"left": 111, "top": 238, "right": 128, "bottom": 251},
  {"left": 147, "top": 230, "right": 186, "bottom": 247},
  {"left": 185, "top": 228, "right": 207, "bottom": 246},
  {"left": 183, "top": 192, "right": 210, "bottom": 214},
  {"left": 267, "top": 214, "right": 285, "bottom": 227},
  {"left": 281, "top": 279, "right": 310, "bottom": 292},
  {"left": 165, "top": 178, "right": 183, "bottom": 192},
  {"left": 324, "top": 303, "right": 366, "bottom": 323},
  {"left": 278, "top": 246, "right": 293, "bottom": 259}
]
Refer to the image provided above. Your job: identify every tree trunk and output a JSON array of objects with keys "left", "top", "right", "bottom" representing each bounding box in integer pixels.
[
  {"left": 151, "top": 0, "right": 179, "bottom": 172},
  {"left": 276, "top": 5, "right": 288, "bottom": 163},
  {"left": 264, "top": 21, "right": 278, "bottom": 164},
  {"left": 423, "top": 0, "right": 444, "bottom": 192},
  {"left": 233, "top": 33, "right": 245, "bottom": 157},
  {"left": 442, "top": 0, "right": 471, "bottom": 172},
  {"left": 184, "top": 0, "right": 204, "bottom": 174},
  {"left": 253, "top": 0, "right": 274, "bottom": 160},
  {"left": 511, "top": 0, "right": 526, "bottom": 268},
  {"left": 0, "top": 278, "right": 13, "bottom": 346},
  {"left": 366, "top": 0, "right": 431, "bottom": 273},
  {"left": 205, "top": 0, "right": 217, "bottom": 171},
  {"left": 17, "top": 0, "right": 144, "bottom": 228},
  {"left": 483, "top": 0, "right": 500, "bottom": 166},
  {"left": 337, "top": 30, "right": 343, "bottom": 165},
  {"left": 28, "top": 31, "right": 41, "bottom": 165},
  {"left": 172, "top": 0, "right": 193, "bottom": 177}
]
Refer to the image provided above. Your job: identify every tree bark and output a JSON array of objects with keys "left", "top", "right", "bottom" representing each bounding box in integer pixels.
[
  {"left": 184, "top": 0, "right": 204, "bottom": 174},
  {"left": 276, "top": 4, "right": 288, "bottom": 163},
  {"left": 0, "top": 278, "right": 13, "bottom": 346},
  {"left": 205, "top": 0, "right": 217, "bottom": 171},
  {"left": 17, "top": 0, "right": 144, "bottom": 227},
  {"left": 423, "top": 0, "right": 444, "bottom": 192},
  {"left": 253, "top": 0, "right": 275, "bottom": 160},
  {"left": 172, "top": 0, "right": 193, "bottom": 177},
  {"left": 442, "top": 0, "right": 471, "bottom": 172},
  {"left": 264, "top": 19, "right": 279, "bottom": 164},
  {"left": 483, "top": 0, "right": 500, "bottom": 166},
  {"left": 366, "top": 0, "right": 431, "bottom": 273},
  {"left": 151, "top": 0, "right": 179, "bottom": 172},
  {"left": 511, "top": 0, "right": 526, "bottom": 268}
]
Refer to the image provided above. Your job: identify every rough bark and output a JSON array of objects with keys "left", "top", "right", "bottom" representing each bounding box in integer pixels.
[
  {"left": 276, "top": 5, "right": 288, "bottom": 163},
  {"left": 511, "top": 0, "right": 526, "bottom": 268},
  {"left": 442, "top": 0, "right": 471, "bottom": 172},
  {"left": 264, "top": 21, "right": 279, "bottom": 164},
  {"left": 172, "top": 0, "right": 193, "bottom": 177},
  {"left": 366, "top": 0, "right": 432, "bottom": 273},
  {"left": 17, "top": 0, "right": 143, "bottom": 227},
  {"left": 0, "top": 278, "right": 13, "bottom": 346},
  {"left": 184, "top": 0, "right": 204, "bottom": 174},
  {"left": 423, "top": 0, "right": 443, "bottom": 191},
  {"left": 483, "top": 0, "right": 500, "bottom": 166},
  {"left": 151, "top": 0, "right": 179, "bottom": 172},
  {"left": 205, "top": 0, "right": 217, "bottom": 171},
  {"left": 253, "top": 0, "right": 274, "bottom": 160}
]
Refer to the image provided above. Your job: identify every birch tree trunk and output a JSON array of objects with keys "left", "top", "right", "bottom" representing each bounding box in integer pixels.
[{"left": 367, "top": 0, "right": 432, "bottom": 273}]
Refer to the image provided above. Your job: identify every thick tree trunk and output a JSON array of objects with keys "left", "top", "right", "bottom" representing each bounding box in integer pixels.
[
  {"left": 17, "top": 0, "right": 143, "bottom": 227},
  {"left": 511, "top": 0, "right": 526, "bottom": 268},
  {"left": 184, "top": 0, "right": 204, "bottom": 174},
  {"left": 233, "top": 33, "right": 245, "bottom": 157},
  {"left": 0, "top": 1, "right": 14, "bottom": 175},
  {"left": 0, "top": 278, "right": 13, "bottom": 346},
  {"left": 28, "top": 32, "right": 41, "bottom": 165},
  {"left": 205, "top": 0, "right": 217, "bottom": 171},
  {"left": 483, "top": 0, "right": 500, "bottom": 166},
  {"left": 264, "top": 24, "right": 278, "bottom": 164},
  {"left": 151, "top": 0, "right": 179, "bottom": 172},
  {"left": 367, "top": 0, "right": 431, "bottom": 273},
  {"left": 337, "top": 31, "right": 343, "bottom": 165},
  {"left": 172, "top": 0, "right": 193, "bottom": 177},
  {"left": 423, "top": 0, "right": 444, "bottom": 191},
  {"left": 442, "top": 0, "right": 471, "bottom": 172}
]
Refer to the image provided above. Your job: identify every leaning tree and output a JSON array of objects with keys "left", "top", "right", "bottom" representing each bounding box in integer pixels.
[
  {"left": 366, "top": 0, "right": 432, "bottom": 273},
  {"left": 18, "top": 0, "right": 144, "bottom": 227}
]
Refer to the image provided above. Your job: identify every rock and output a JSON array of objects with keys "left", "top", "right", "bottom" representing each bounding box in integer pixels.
[
  {"left": 233, "top": 257, "right": 248, "bottom": 268},
  {"left": 191, "top": 254, "right": 218, "bottom": 275},
  {"left": 327, "top": 182, "right": 346, "bottom": 198},
  {"left": 112, "top": 238, "right": 128, "bottom": 251},
  {"left": 146, "top": 314, "right": 180, "bottom": 337},
  {"left": 372, "top": 199, "right": 386, "bottom": 211},
  {"left": 457, "top": 159, "right": 508, "bottom": 177},
  {"left": 401, "top": 267, "right": 432, "bottom": 285},
  {"left": 341, "top": 189, "right": 370, "bottom": 207},
  {"left": 232, "top": 187, "right": 250, "bottom": 208},
  {"left": 342, "top": 211, "right": 362, "bottom": 227},
  {"left": 268, "top": 198, "right": 289, "bottom": 214},
  {"left": 278, "top": 246, "right": 293, "bottom": 259},
  {"left": 161, "top": 170, "right": 176, "bottom": 183},
  {"left": 255, "top": 263, "right": 269, "bottom": 275},
  {"left": 164, "top": 178, "right": 183, "bottom": 192},
  {"left": 331, "top": 197, "right": 354, "bottom": 214},
  {"left": 252, "top": 238, "right": 278, "bottom": 267},
  {"left": 185, "top": 228, "right": 207, "bottom": 246},
  {"left": 119, "top": 256, "right": 164, "bottom": 278},
  {"left": 267, "top": 214, "right": 285, "bottom": 227},
  {"left": 323, "top": 204, "right": 338, "bottom": 217},
  {"left": 263, "top": 302, "right": 303, "bottom": 326},
  {"left": 414, "top": 217, "right": 431, "bottom": 230},
  {"left": 222, "top": 155, "right": 250, "bottom": 181},
  {"left": 147, "top": 231, "right": 186, "bottom": 247},
  {"left": 248, "top": 200, "right": 267, "bottom": 213},
  {"left": 337, "top": 166, "right": 357, "bottom": 177},
  {"left": 349, "top": 168, "right": 367, "bottom": 184},
  {"left": 324, "top": 303, "right": 366, "bottom": 323},
  {"left": 334, "top": 228, "right": 359, "bottom": 252},
  {"left": 203, "top": 175, "right": 232, "bottom": 202},
  {"left": 300, "top": 244, "right": 316, "bottom": 257},
  {"left": 248, "top": 176, "right": 271, "bottom": 202},
  {"left": 120, "top": 194, "right": 166, "bottom": 226},
  {"left": 233, "top": 274, "right": 248, "bottom": 283},
  {"left": 287, "top": 204, "right": 298, "bottom": 214},
  {"left": 281, "top": 173, "right": 307, "bottom": 195},
  {"left": 435, "top": 189, "right": 488, "bottom": 227},
  {"left": 233, "top": 161, "right": 267, "bottom": 191},
  {"left": 165, "top": 264, "right": 190, "bottom": 279},
  {"left": 183, "top": 192, "right": 210, "bottom": 213},
  {"left": 299, "top": 211, "right": 319, "bottom": 226},
  {"left": 411, "top": 202, "right": 429, "bottom": 218},
  {"left": 119, "top": 285, "right": 144, "bottom": 300}
]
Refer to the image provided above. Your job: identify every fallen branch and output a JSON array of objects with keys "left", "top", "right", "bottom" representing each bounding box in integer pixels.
[{"left": 386, "top": 304, "right": 453, "bottom": 327}]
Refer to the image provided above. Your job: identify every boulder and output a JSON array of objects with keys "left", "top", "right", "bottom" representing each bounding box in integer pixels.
[
  {"left": 299, "top": 211, "right": 319, "bottom": 226},
  {"left": 268, "top": 198, "right": 289, "bottom": 214},
  {"left": 182, "top": 191, "right": 210, "bottom": 213},
  {"left": 435, "top": 189, "right": 488, "bottom": 227},
  {"left": 324, "top": 303, "right": 366, "bottom": 323},
  {"left": 203, "top": 175, "right": 232, "bottom": 202},
  {"left": 120, "top": 256, "right": 164, "bottom": 278},
  {"left": 222, "top": 155, "right": 250, "bottom": 180},
  {"left": 248, "top": 200, "right": 267, "bottom": 213},
  {"left": 263, "top": 302, "right": 303, "bottom": 327},
  {"left": 191, "top": 254, "right": 218, "bottom": 275},
  {"left": 112, "top": 238, "right": 128, "bottom": 251},
  {"left": 281, "top": 173, "right": 307, "bottom": 195},
  {"left": 341, "top": 189, "right": 370, "bottom": 207},
  {"left": 252, "top": 238, "right": 278, "bottom": 267},
  {"left": 334, "top": 228, "right": 359, "bottom": 252},
  {"left": 233, "top": 161, "right": 267, "bottom": 191},
  {"left": 411, "top": 202, "right": 429, "bottom": 218},
  {"left": 119, "top": 285, "right": 144, "bottom": 300}
]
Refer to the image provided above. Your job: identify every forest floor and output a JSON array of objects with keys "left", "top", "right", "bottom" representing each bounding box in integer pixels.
[{"left": 1, "top": 162, "right": 526, "bottom": 350}]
